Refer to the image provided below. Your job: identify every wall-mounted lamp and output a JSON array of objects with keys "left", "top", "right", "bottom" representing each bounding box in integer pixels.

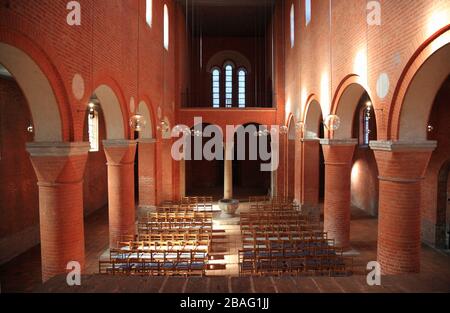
[
  {"left": 27, "top": 123, "right": 34, "bottom": 134},
  {"left": 427, "top": 124, "right": 434, "bottom": 133},
  {"left": 254, "top": 129, "right": 270, "bottom": 137},
  {"left": 157, "top": 120, "right": 170, "bottom": 134},
  {"left": 323, "top": 114, "right": 341, "bottom": 131},
  {"left": 129, "top": 113, "right": 147, "bottom": 132},
  {"left": 295, "top": 121, "right": 305, "bottom": 132},
  {"left": 279, "top": 125, "right": 289, "bottom": 135}
]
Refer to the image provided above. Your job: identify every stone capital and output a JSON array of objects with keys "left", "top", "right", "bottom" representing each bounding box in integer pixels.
[
  {"left": 137, "top": 138, "right": 157, "bottom": 144},
  {"left": 26, "top": 141, "right": 90, "bottom": 157},
  {"left": 369, "top": 140, "right": 437, "bottom": 152},
  {"left": 320, "top": 138, "right": 358, "bottom": 146}
]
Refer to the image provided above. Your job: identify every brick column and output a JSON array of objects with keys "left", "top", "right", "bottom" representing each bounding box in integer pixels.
[
  {"left": 26, "top": 142, "right": 90, "bottom": 282},
  {"left": 137, "top": 138, "right": 156, "bottom": 209},
  {"left": 301, "top": 138, "right": 321, "bottom": 206},
  {"left": 103, "top": 140, "right": 137, "bottom": 247},
  {"left": 320, "top": 139, "right": 357, "bottom": 248},
  {"left": 370, "top": 140, "right": 436, "bottom": 274}
]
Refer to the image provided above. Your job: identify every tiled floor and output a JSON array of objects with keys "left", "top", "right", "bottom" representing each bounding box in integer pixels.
[{"left": 1, "top": 203, "right": 450, "bottom": 293}]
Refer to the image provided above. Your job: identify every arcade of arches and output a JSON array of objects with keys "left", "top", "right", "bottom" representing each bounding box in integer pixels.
[{"left": 0, "top": 0, "right": 449, "bottom": 293}]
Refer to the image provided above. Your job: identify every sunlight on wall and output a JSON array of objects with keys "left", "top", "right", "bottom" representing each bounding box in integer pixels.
[
  {"left": 354, "top": 50, "right": 368, "bottom": 86},
  {"left": 285, "top": 97, "right": 292, "bottom": 122},
  {"left": 320, "top": 72, "right": 330, "bottom": 115},
  {"left": 301, "top": 87, "right": 308, "bottom": 119},
  {"left": 351, "top": 161, "right": 361, "bottom": 183},
  {"left": 427, "top": 10, "right": 450, "bottom": 51}
]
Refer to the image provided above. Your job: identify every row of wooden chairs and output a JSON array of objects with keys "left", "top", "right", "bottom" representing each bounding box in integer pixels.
[
  {"left": 146, "top": 212, "right": 213, "bottom": 219},
  {"left": 100, "top": 249, "right": 208, "bottom": 276},
  {"left": 118, "top": 240, "right": 210, "bottom": 253},
  {"left": 239, "top": 247, "right": 352, "bottom": 276}
]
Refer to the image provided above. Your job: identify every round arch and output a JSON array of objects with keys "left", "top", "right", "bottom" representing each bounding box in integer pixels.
[
  {"left": 206, "top": 50, "right": 252, "bottom": 73},
  {"left": 137, "top": 100, "right": 154, "bottom": 139},
  {"left": 287, "top": 114, "right": 296, "bottom": 140},
  {"left": 390, "top": 28, "right": 450, "bottom": 140},
  {"left": 92, "top": 84, "right": 127, "bottom": 140},
  {"left": 0, "top": 42, "right": 64, "bottom": 142},
  {"left": 303, "top": 95, "right": 323, "bottom": 139},
  {"left": 331, "top": 75, "right": 375, "bottom": 139}
]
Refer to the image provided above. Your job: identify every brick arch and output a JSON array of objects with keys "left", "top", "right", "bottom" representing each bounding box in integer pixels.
[
  {"left": 389, "top": 27, "right": 450, "bottom": 140},
  {"left": 90, "top": 77, "right": 128, "bottom": 140},
  {"left": 286, "top": 113, "right": 297, "bottom": 140},
  {"left": 303, "top": 94, "right": 323, "bottom": 139},
  {"left": 331, "top": 74, "right": 375, "bottom": 140},
  {"left": 0, "top": 28, "right": 72, "bottom": 141},
  {"left": 137, "top": 97, "right": 155, "bottom": 140},
  {"left": 206, "top": 50, "right": 252, "bottom": 73}
]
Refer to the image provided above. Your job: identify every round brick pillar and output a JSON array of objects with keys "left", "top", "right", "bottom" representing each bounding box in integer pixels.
[
  {"left": 320, "top": 139, "right": 357, "bottom": 248},
  {"left": 370, "top": 140, "right": 436, "bottom": 274},
  {"left": 103, "top": 140, "right": 137, "bottom": 247},
  {"left": 26, "top": 142, "right": 90, "bottom": 282}
]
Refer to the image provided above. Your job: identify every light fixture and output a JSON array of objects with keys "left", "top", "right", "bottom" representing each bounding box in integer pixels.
[
  {"left": 295, "top": 121, "right": 304, "bottom": 132},
  {"left": 427, "top": 124, "right": 434, "bottom": 133},
  {"left": 129, "top": 113, "right": 147, "bottom": 132},
  {"left": 366, "top": 101, "right": 372, "bottom": 109},
  {"left": 279, "top": 125, "right": 289, "bottom": 134},
  {"left": 27, "top": 123, "right": 34, "bottom": 134},
  {"left": 323, "top": 114, "right": 341, "bottom": 131},
  {"left": 191, "top": 129, "right": 203, "bottom": 137},
  {"left": 157, "top": 120, "right": 170, "bottom": 134},
  {"left": 254, "top": 129, "right": 270, "bottom": 137}
]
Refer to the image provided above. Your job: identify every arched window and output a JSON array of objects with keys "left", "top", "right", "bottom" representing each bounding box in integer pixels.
[
  {"left": 305, "top": 0, "right": 311, "bottom": 26},
  {"left": 225, "top": 64, "right": 233, "bottom": 107},
  {"left": 290, "top": 4, "right": 295, "bottom": 48},
  {"left": 163, "top": 4, "right": 169, "bottom": 50},
  {"left": 238, "top": 69, "right": 246, "bottom": 108},
  {"left": 362, "top": 104, "right": 371, "bottom": 145},
  {"left": 87, "top": 104, "right": 99, "bottom": 152},
  {"left": 146, "top": 0, "right": 153, "bottom": 27},
  {"left": 212, "top": 68, "right": 220, "bottom": 108}
]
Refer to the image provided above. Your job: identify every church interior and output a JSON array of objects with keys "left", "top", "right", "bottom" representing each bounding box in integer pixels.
[{"left": 0, "top": 0, "right": 449, "bottom": 294}]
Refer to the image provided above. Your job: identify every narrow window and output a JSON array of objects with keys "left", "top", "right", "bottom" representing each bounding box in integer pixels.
[
  {"left": 363, "top": 106, "right": 371, "bottom": 145},
  {"left": 163, "top": 4, "right": 169, "bottom": 50},
  {"left": 88, "top": 109, "right": 99, "bottom": 152},
  {"left": 225, "top": 64, "right": 233, "bottom": 107},
  {"left": 305, "top": 0, "right": 311, "bottom": 26},
  {"left": 146, "top": 0, "right": 153, "bottom": 27},
  {"left": 212, "top": 68, "right": 220, "bottom": 108},
  {"left": 290, "top": 4, "right": 295, "bottom": 48},
  {"left": 238, "top": 69, "right": 246, "bottom": 108}
]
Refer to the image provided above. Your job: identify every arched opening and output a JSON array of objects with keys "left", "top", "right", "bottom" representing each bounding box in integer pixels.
[
  {"left": 185, "top": 123, "right": 224, "bottom": 200},
  {"left": 397, "top": 43, "right": 450, "bottom": 141},
  {"left": 82, "top": 96, "right": 108, "bottom": 217},
  {"left": 287, "top": 116, "right": 296, "bottom": 200},
  {"left": 233, "top": 123, "right": 271, "bottom": 200},
  {"left": 302, "top": 99, "right": 325, "bottom": 207},
  {"left": 136, "top": 100, "right": 156, "bottom": 211},
  {"left": 421, "top": 74, "right": 450, "bottom": 249},
  {"left": 0, "top": 41, "right": 64, "bottom": 277},
  {"left": 0, "top": 43, "right": 63, "bottom": 142},
  {"left": 0, "top": 63, "right": 40, "bottom": 268},
  {"left": 350, "top": 92, "right": 379, "bottom": 217}
]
